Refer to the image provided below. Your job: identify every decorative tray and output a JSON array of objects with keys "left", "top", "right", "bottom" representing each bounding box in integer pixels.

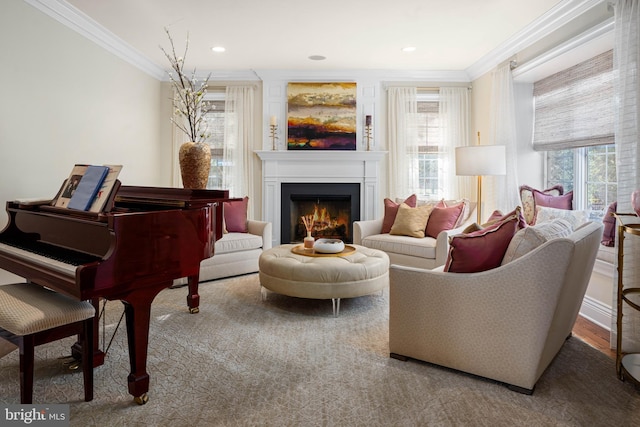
[{"left": 291, "top": 244, "right": 356, "bottom": 257}]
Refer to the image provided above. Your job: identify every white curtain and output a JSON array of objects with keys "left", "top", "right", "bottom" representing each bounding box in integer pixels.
[
  {"left": 387, "top": 87, "right": 418, "bottom": 200},
  {"left": 439, "top": 87, "right": 473, "bottom": 200},
  {"left": 223, "top": 85, "right": 255, "bottom": 217},
  {"left": 612, "top": 0, "right": 640, "bottom": 351},
  {"left": 488, "top": 63, "right": 521, "bottom": 217}
]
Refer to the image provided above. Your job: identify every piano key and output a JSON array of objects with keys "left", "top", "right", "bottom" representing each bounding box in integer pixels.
[{"left": 0, "top": 242, "right": 77, "bottom": 277}]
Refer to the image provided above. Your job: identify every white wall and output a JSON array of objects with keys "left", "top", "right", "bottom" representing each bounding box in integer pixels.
[{"left": 0, "top": 0, "right": 168, "bottom": 228}]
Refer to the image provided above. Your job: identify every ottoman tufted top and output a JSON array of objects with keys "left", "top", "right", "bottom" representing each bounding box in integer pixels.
[{"left": 259, "top": 244, "right": 389, "bottom": 283}]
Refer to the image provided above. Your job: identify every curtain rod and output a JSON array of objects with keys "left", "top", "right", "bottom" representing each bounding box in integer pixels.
[{"left": 417, "top": 87, "right": 472, "bottom": 91}]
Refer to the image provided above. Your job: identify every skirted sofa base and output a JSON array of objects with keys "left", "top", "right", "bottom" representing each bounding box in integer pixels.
[{"left": 174, "top": 220, "right": 272, "bottom": 285}]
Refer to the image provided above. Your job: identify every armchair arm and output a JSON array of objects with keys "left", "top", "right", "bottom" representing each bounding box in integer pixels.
[
  {"left": 247, "top": 220, "right": 272, "bottom": 250},
  {"left": 353, "top": 218, "right": 383, "bottom": 245},
  {"left": 434, "top": 223, "right": 470, "bottom": 267},
  {"left": 389, "top": 238, "right": 574, "bottom": 389}
]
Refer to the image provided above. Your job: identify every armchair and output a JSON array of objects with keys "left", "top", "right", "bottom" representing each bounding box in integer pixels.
[{"left": 388, "top": 221, "right": 603, "bottom": 393}]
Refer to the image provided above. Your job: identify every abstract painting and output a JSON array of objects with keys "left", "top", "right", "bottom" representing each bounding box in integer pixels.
[{"left": 287, "top": 82, "right": 356, "bottom": 150}]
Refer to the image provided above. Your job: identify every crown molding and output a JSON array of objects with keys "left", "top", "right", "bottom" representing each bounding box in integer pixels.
[
  {"left": 465, "top": 0, "right": 605, "bottom": 81},
  {"left": 252, "top": 69, "right": 470, "bottom": 82},
  {"left": 24, "top": 0, "right": 166, "bottom": 80}
]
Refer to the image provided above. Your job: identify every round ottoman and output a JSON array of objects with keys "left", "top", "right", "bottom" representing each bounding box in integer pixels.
[{"left": 258, "top": 244, "right": 389, "bottom": 316}]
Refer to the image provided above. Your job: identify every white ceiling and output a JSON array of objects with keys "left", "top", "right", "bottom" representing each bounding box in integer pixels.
[{"left": 61, "top": 0, "right": 566, "bottom": 77}]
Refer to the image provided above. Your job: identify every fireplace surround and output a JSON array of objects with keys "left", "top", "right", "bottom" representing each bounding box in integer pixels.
[{"left": 256, "top": 150, "right": 385, "bottom": 246}]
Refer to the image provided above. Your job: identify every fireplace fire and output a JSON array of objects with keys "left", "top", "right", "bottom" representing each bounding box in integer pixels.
[{"left": 281, "top": 183, "right": 360, "bottom": 244}]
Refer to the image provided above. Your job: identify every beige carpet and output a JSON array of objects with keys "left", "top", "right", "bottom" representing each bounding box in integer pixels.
[{"left": 1, "top": 273, "right": 639, "bottom": 426}]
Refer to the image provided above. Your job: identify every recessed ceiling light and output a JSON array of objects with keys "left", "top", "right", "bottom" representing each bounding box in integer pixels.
[
  {"left": 401, "top": 46, "right": 416, "bottom": 53},
  {"left": 308, "top": 55, "right": 326, "bottom": 61},
  {"left": 211, "top": 46, "right": 226, "bottom": 53}
]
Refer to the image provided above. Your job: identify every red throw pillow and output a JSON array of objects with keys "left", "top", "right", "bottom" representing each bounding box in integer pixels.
[
  {"left": 425, "top": 202, "right": 464, "bottom": 238},
  {"left": 224, "top": 196, "right": 248, "bottom": 233},
  {"left": 382, "top": 194, "right": 417, "bottom": 233},
  {"left": 445, "top": 213, "right": 520, "bottom": 273},
  {"left": 533, "top": 189, "right": 573, "bottom": 210}
]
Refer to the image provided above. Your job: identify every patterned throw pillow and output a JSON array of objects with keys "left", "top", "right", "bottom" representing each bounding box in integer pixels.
[
  {"left": 601, "top": 201, "right": 617, "bottom": 247},
  {"left": 382, "top": 194, "right": 417, "bottom": 233},
  {"left": 519, "top": 185, "right": 564, "bottom": 225},
  {"left": 389, "top": 203, "right": 433, "bottom": 238},
  {"left": 501, "top": 218, "right": 573, "bottom": 265},
  {"left": 535, "top": 205, "right": 589, "bottom": 229}
]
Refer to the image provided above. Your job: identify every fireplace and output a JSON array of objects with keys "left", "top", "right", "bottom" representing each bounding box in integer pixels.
[{"left": 281, "top": 183, "right": 360, "bottom": 244}]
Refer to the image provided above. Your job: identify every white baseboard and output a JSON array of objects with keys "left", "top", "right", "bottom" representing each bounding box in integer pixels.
[{"left": 579, "top": 295, "right": 612, "bottom": 331}]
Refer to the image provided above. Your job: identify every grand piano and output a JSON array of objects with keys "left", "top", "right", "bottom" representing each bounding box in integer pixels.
[{"left": 0, "top": 184, "right": 230, "bottom": 404}]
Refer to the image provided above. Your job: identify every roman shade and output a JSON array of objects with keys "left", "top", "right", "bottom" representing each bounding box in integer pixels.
[{"left": 532, "top": 49, "right": 613, "bottom": 151}]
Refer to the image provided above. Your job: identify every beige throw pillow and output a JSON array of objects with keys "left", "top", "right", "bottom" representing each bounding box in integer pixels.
[
  {"left": 501, "top": 218, "right": 573, "bottom": 265},
  {"left": 389, "top": 203, "right": 433, "bottom": 238}
]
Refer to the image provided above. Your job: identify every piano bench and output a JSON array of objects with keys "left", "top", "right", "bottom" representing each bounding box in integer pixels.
[{"left": 0, "top": 282, "right": 95, "bottom": 404}]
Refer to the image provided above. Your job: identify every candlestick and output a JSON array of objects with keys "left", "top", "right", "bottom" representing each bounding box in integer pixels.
[
  {"left": 364, "top": 115, "right": 373, "bottom": 151},
  {"left": 269, "top": 123, "right": 279, "bottom": 150}
]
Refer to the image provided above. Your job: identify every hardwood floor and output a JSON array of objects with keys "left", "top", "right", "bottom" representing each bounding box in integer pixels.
[{"left": 572, "top": 315, "right": 616, "bottom": 359}]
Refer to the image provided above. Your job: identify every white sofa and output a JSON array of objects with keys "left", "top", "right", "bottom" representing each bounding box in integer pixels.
[
  {"left": 388, "top": 221, "right": 603, "bottom": 393},
  {"left": 353, "top": 203, "right": 476, "bottom": 270},
  {"left": 174, "top": 220, "right": 272, "bottom": 285}
]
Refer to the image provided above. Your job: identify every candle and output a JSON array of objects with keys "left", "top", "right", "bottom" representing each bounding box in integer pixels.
[
  {"left": 270, "top": 115, "right": 277, "bottom": 126},
  {"left": 365, "top": 115, "right": 372, "bottom": 126}
]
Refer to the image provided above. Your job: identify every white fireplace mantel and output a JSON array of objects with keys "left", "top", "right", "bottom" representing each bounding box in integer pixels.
[{"left": 256, "top": 150, "right": 386, "bottom": 246}]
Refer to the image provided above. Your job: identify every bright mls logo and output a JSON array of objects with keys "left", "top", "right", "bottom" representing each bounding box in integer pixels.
[{"left": 1, "top": 405, "right": 69, "bottom": 426}]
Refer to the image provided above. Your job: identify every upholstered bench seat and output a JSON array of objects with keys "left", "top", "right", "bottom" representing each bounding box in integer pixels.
[
  {"left": 258, "top": 244, "right": 389, "bottom": 316},
  {"left": 0, "top": 283, "right": 95, "bottom": 403}
]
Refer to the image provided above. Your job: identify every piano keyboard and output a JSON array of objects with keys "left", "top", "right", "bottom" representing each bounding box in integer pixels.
[{"left": 0, "top": 241, "right": 94, "bottom": 277}]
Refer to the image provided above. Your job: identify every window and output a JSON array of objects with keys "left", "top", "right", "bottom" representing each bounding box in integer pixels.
[
  {"left": 416, "top": 96, "right": 444, "bottom": 199},
  {"left": 546, "top": 145, "right": 617, "bottom": 221},
  {"left": 202, "top": 96, "right": 225, "bottom": 189},
  {"left": 535, "top": 50, "right": 616, "bottom": 222}
]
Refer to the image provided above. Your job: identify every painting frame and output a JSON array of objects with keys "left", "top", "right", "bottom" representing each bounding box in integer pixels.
[{"left": 287, "top": 82, "right": 357, "bottom": 150}]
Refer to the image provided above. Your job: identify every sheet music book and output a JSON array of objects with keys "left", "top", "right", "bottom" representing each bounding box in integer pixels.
[
  {"left": 89, "top": 164, "right": 123, "bottom": 212},
  {"left": 68, "top": 165, "right": 110, "bottom": 211},
  {"left": 54, "top": 164, "right": 89, "bottom": 208}
]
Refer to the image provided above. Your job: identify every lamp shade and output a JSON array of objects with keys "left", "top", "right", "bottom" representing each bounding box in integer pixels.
[{"left": 455, "top": 145, "right": 507, "bottom": 176}]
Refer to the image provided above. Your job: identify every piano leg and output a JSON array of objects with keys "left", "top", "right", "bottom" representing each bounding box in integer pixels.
[
  {"left": 187, "top": 274, "right": 200, "bottom": 314},
  {"left": 70, "top": 298, "right": 105, "bottom": 368},
  {"left": 121, "top": 285, "right": 170, "bottom": 405}
]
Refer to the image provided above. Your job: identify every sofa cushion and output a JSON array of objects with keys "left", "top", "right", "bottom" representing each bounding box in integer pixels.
[
  {"left": 520, "top": 185, "right": 563, "bottom": 225},
  {"left": 445, "top": 212, "right": 520, "bottom": 273},
  {"left": 390, "top": 203, "right": 433, "bottom": 238},
  {"left": 215, "top": 232, "right": 263, "bottom": 255},
  {"left": 360, "top": 233, "right": 437, "bottom": 259},
  {"left": 382, "top": 194, "right": 417, "bottom": 233},
  {"left": 501, "top": 218, "right": 573, "bottom": 265},
  {"left": 535, "top": 206, "right": 589, "bottom": 229},
  {"left": 425, "top": 203, "right": 464, "bottom": 238},
  {"left": 224, "top": 196, "right": 249, "bottom": 233}
]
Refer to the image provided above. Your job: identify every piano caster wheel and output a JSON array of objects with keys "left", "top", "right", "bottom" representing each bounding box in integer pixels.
[
  {"left": 134, "top": 394, "right": 149, "bottom": 405},
  {"left": 67, "top": 361, "right": 81, "bottom": 371},
  {"left": 189, "top": 307, "right": 199, "bottom": 314}
]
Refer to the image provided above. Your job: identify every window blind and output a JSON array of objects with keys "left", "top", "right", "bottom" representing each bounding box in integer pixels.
[{"left": 532, "top": 49, "right": 613, "bottom": 151}]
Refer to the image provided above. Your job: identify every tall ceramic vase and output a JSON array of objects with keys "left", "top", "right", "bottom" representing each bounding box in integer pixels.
[{"left": 179, "top": 142, "right": 211, "bottom": 189}]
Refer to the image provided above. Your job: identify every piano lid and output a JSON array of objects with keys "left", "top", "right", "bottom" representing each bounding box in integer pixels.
[{"left": 115, "top": 186, "right": 232, "bottom": 209}]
